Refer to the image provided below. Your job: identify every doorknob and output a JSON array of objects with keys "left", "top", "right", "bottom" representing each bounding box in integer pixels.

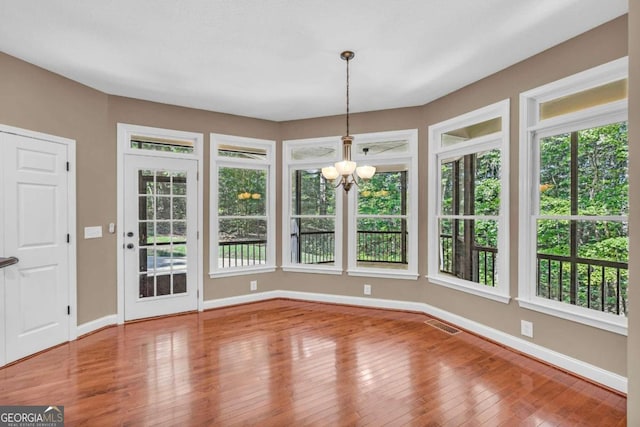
[
  {"left": 126, "top": 243, "right": 135, "bottom": 250},
  {"left": 127, "top": 231, "right": 134, "bottom": 237},
  {"left": 0, "top": 257, "right": 19, "bottom": 269}
]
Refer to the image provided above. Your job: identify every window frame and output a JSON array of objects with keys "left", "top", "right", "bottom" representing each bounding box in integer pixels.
[
  {"left": 428, "top": 100, "right": 511, "bottom": 303},
  {"left": 209, "top": 133, "right": 276, "bottom": 278},
  {"left": 347, "top": 129, "right": 419, "bottom": 280},
  {"left": 518, "top": 57, "right": 628, "bottom": 335},
  {"left": 281, "top": 136, "right": 343, "bottom": 275}
]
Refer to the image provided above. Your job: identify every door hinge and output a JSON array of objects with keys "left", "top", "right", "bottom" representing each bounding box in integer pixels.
[
  {"left": 67, "top": 305, "right": 70, "bottom": 315},
  {"left": 197, "top": 171, "right": 199, "bottom": 181},
  {"left": 67, "top": 234, "right": 70, "bottom": 243},
  {"left": 66, "top": 161, "right": 70, "bottom": 172},
  {"left": 197, "top": 231, "right": 200, "bottom": 240}
]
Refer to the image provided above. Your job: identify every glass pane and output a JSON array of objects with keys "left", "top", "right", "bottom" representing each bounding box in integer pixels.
[
  {"left": 156, "top": 275, "right": 171, "bottom": 296},
  {"left": 536, "top": 219, "right": 628, "bottom": 316},
  {"left": 156, "top": 222, "right": 171, "bottom": 244},
  {"left": 218, "top": 167, "right": 267, "bottom": 216},
  {"left": 218, "top": 219, "right": 267, "bottom": 268},
  {"left": 172, "top": 221, "right": 187, "bottom": 243},
  {"left": 170, "top": 244, "right": 188, "bottom": 272},
  {"left": 156, "top": 173, "right": 171, "bottom": 195},
  {"left": 173, "top": 197, "right": 186, "bottom": 220},
  {"left": 539, "top": 122, "right": 628, "bottom": 216},
  {"left": 131, "top": 139, "right": 194, "bottom": 154},
  {"left": 441, "top": 117, "right": 501, "bottom": 146},
  {"left": 290, "top": 218, "right": 335, "bottom": 264},
  {"left": 218, "top": 144, "right": 267, "bottom": 160},
  {"left": 291, "top": 145, "right": 336, "bottom": 161},
  {"left": 357, "top": 218, "right": 407, "bottom": 268},
  {"left": 138, "top": 170, "right": 154, "bottom": 195},
  {"left": 474, "top": 149, "right": 501, "bottom": 215},
  {"left": 139, "top": 196, "right": 154, "bottom": 221},
  {"left": 440, "top": 150, "right": 500, "bottom": 216},
  {"left": 291, "top": 169, "right": 335, "bottom": 215},
  {"left": 156, "top": 196, "right": 171, "bottom": 220},
  {"left": 138, "top": 248, "right": 148, "bottom": 272},
  {"left": 173, "top": 273, "right": 187, "bottom": 294},
  {"left": 357, "top": 140, "right": 408, "bottom": 156},
  {"left": 173, "top": 173, "right": 187, "bottom": 195},
  {"left": 139, "top": 222, "right": 153, "bottom": 245},
  {"left": 577, "top": 123, "right": 628, "bottom": 216},
  {"left": 540, "top": 79, "right": 628, "bottom": 120},
  {"left": 358, "top": 170, "right": 406, "bottom": 216},
  {"left": 438, "top": 218, "right": 498, "bottom": 286},
  {"left": 139, "top": 274, "right": 154, "bottom": 298}
]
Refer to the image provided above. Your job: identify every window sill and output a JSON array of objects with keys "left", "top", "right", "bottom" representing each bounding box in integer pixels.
[
  {"left": 426, "top": 275, "right": 511, "bottom": 304},
  {"left": 516, "top": 297, "right": 627, "bottom": 336},
  {"left": 281, "top": 265, "right": 343, "bottom": 275},
  {"left": 209, "top": 266, "right": 276, "bottom": 278},
  {"left": 348, "top": 269, "right": 418, "bottom": 280}
]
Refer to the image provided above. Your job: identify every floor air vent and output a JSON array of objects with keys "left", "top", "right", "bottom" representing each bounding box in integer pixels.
[{"left": 424, "top": 319, "right": 461, "bottom": 335}]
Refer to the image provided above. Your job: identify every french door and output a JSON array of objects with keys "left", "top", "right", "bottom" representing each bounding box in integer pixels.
[{"left": 123, "top": 155, "right": 198, "bottom": 320}]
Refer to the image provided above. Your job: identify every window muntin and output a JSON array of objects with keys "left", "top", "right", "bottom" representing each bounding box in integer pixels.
[
  {"left": 519, "top": 57, "right": 628, "bottom": 333},
  {"left": 428, "top": 100, "right": 510, "bottom": 302},
  {"left": 348, "top": 129, "right": 418, "bottom": 279},
  {"left": 282, "top": 138, "right": 343, "bottom": 274},
  {"left": 210, "top": 134, "right": 275, "bottom": 277}
]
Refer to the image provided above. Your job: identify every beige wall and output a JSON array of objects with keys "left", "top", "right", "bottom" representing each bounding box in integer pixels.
[
  {"left": 0, "top": 12, "right": 632, "bottom": 388},
  {"left": 627, "top": 0, "right": 639, "bottom": 423}
]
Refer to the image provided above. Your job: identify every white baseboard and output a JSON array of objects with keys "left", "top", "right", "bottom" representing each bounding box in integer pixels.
[
  {"left": 77, "top": 314, "right": 118, "bottom": 337},
  {"left": 203, "top": 290, "right": 627, "bottom": 394}
]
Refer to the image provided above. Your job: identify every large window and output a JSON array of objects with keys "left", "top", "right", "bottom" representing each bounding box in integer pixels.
[
  {"left": 348, "top": 130, "right": 418, "bottom": 279},
  {"left": 210, "top": 134, "right": 275, "bottom": 277},
  {"left": 282, "top": 138, "right": 342, "bottom": 274},
  {"left": 428, "top": 100, "right": 510, "bottom": 302},
  {"left": 519, "top": 58, "right": 628, "bottom": 334}
]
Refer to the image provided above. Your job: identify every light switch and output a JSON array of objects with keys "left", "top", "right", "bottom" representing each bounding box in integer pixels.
[{"left": 84, "top": 226, "right": 103, "bottom": 239}]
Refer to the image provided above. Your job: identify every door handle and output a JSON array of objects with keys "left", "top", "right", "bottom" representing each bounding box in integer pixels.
[
  {"left": 0, "top": 257, "right": 19, "bottom": 269},
  {"left": 126, "top": 243, "right": 135, "bottom": 250}
]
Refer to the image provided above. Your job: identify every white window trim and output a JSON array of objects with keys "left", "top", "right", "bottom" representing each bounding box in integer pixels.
[
  {"left": 347, "top": 129, "right": 419, "bottom": 280},
  {"left": 427, "top": 99, "right": 511, "bottom": 303},
  {"left": 281, "top": 136, "right": 343, "bottom": 274},
  {"left": 209, "top": 133, "right": 276, "bottom": 278},
  {"left": 518, "top": 57, "right": 628, "bottom": 335}
]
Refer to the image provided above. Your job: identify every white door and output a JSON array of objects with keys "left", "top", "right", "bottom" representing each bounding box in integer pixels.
[
  {"left": 1, "top": 132, "right": 70, "bottom": 363},
  {"left": 123, "top": 155, "right": 198, "bottom": 320}
]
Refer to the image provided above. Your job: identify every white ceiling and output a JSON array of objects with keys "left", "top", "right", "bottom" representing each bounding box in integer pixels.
[{"left": 0, "top": 0, "right": 628, "bottom": 121}]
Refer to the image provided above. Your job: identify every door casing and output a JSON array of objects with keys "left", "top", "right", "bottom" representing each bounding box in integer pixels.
[{"left": 116, "top": 123, "right": 204, "bottom": 324}]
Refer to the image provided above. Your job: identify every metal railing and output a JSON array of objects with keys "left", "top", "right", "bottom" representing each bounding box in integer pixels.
[{"left": 439, "top": 234, "right": 628, "bottom": 316}]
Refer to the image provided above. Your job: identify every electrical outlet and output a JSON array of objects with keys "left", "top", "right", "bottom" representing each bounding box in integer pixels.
[
  {"left": 250, "top": 280, "right": 257, "bottom": 291},
  {"left": 364, "top": 284, "right": 371, "bottom": 295},
  {"left": 521, "top": 320, "right": 533, "bottom": 338}
]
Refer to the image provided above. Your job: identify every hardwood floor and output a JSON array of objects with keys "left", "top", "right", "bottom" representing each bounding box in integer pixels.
[{"left": 0, "top": 299, "right": 626, "bottom": 426}]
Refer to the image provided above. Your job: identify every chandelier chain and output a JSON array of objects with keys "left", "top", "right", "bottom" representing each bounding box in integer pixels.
[{"left": 346, "top": 54, "right": 350, "bottom": 136}]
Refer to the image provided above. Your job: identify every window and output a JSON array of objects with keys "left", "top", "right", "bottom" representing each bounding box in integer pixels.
[
  {"left": 428, "top": 100, "right": 510, "bottom": 302},
  {"left": 519, "top": 57, "right": 628, "bottom": 334},
  {"left": 210, "top": 134, "right": 275, "bottom": 277},
  {"left": 282, "top": 137, "right": 342, "bottom": 274},
  {"left": 348, "top": 130, "right": 419, "bottom": 280}
]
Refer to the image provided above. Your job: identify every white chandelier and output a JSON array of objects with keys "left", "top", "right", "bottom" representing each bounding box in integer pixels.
[{"left": 321, "top": 51, "right": 375, "bottom": 192}]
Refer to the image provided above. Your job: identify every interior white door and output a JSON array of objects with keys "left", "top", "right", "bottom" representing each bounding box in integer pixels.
[
  {"left": 1, "top": 132, "right": 70, "bottom": 363},
  {"left": 124, "top": 155, "right": 198, "bottom": 320}
]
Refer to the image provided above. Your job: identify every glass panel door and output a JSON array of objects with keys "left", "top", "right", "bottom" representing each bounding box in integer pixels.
[{"left": 124, "top": 156, "right": 197, "bottom": 320}]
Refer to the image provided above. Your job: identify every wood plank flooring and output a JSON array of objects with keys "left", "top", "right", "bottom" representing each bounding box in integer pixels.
[{"left": 0, "top": 299, "right": 627, "bottom": 426}]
